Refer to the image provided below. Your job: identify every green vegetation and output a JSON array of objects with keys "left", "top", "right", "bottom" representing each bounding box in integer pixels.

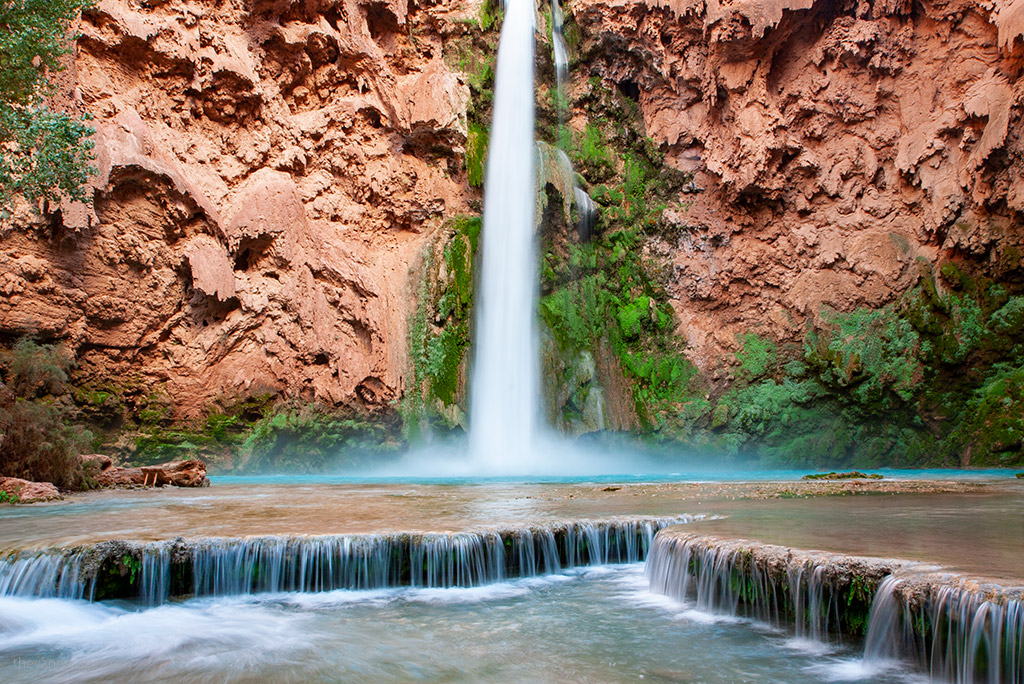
[
  {"left": 802, "top": 471, "right": 883, "bottom": 480},
  {"left": 1, "top": 0, "right": 96, "bottom": 213},
  {"left": 402, "top": 215, "right": 481, "bottom": 440},
  {"left": 477, "top": 0, "right": 499, "bottom": 31},
  {"left": 123, "top": 395, "right": 399, "bottom": 473},
  {"left": 466, "top": 122, "right": 488, "bottom": 188},
  {"left": 706, "top": 263, "right": 1024, "bottom": 467},
  {"left": 0, "top": 490, "right": 18, "bottom": 504},
  {"left": 444, "top": 5, "right": 497, "bottom": 192},
  {"left": 239, "top": 404, "right": 399, "bottom": 473},
  {"left": 0, "top": 338, "right": 91, "bottom": 489},
  {"left": 537, "top": 73, "right": 697, "bottom": 433}
]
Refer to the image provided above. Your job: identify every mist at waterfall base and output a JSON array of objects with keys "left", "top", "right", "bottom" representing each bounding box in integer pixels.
[
  {"left": 372, "top": 0, "right": 636, "bottom": 478},
  {"left": 366, "top": 431, "right": 712, "bottom": 478}
]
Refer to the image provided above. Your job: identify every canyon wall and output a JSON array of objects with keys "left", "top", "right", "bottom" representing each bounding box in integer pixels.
[
  {"left": 574, "top": 0, "right": 1024, "bottom": 370},
  {"left": 0, "top": 0, "right": 480, "bottom": 425},
  {"left": 538, "top": 0, "right": 1024, "bottom": 464}
]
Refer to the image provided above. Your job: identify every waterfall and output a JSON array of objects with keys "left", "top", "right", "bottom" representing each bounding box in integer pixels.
[
  {"left": 550, "top": 0, "right": 597, "bottom": 241},
  {"left": 0, "top": 517, "right": 694, "bottom": 604},
  {"left": 861, "top": 577, "right": 1024, "bottom": 684},
  {"left": 468, "top": 0, "right": 539, "bottom": 470},
  {"left": 551, "top": 0, "right": 569, "bottom": 93},
  {"left": 645, "top": 533, "right": 842, "bottom": 636},
  {"left": 645, "top": 531, "right": 1024, "bottom": 684}
]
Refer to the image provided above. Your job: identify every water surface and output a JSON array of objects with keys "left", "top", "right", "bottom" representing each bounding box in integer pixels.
[
  {"left": 2, "top": 475, "right": 1020, "bottom": 582},
  {"left": 0, "top": 565, "right": 923, "bottom": 683}
]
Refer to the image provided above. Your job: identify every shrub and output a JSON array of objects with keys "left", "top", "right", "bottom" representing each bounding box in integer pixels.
[
  {"left": 0, "top": 339, "right": 90, "bottom": 489},
  {"left": 240, "top": 404, "right": 397, "bottom": 473}
]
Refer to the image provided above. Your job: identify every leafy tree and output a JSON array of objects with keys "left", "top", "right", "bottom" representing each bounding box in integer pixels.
[{"left": 0, "top": 0, "right": 95, "bottom": 214}]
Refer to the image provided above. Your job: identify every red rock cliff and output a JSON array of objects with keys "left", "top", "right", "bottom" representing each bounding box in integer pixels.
[
  {"left": 573, "top": 0, "right": 1024, "bottom": 369},
  {"left": 0, "top": 0, "right": 480, "bottom": 417}
]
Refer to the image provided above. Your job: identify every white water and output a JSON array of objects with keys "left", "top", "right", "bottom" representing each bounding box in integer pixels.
[
  {"left": 551, "top": 0, "right": 569, "bottom": 91},
  {"left": 0, "top": 566, "right": 915, "bottom": 684},
  {"left": 468, "top": 0, "right": 540, "bottom": 472}
]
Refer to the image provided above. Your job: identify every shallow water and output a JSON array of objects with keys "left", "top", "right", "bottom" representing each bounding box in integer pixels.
[
  {"left": 2, "top": 477, "right": 1022, "bottom": 583},
  {"left": 0, "top": 565, "right": 924, "bottom": 684},
  {"left": 690, "top": 489, "right": 1024, "bottom": 582}
]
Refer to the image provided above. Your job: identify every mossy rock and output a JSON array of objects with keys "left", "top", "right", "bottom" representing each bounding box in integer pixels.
[{"left": 802, "top": 471, "right": 884, "bottom": 480}]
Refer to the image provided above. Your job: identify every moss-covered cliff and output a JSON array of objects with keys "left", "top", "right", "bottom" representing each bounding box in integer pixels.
[{"left": 538, "top": 0, "right": 1024, "bottom": 467}]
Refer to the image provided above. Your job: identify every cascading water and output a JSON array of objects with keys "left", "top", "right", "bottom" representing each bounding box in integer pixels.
[
  {"left": 0, "top": 517, "right": 693, "bottom": 604},
  {"left": 645, "top": 531, "right": 1024, "bottom": 684},
  {"left": 550, "top": 0, "right": 597, "bottom": 241},
  {"left": 550, "top": 0, "right": 569, "bottom": 94},
  {"left": 861, "top": 577, "right": 1024, "bottom": 684},
  {"left": 644, "top": 533, "right": 843, "bottom": 638},
  {"left": 468, "top": 0, "right": 540, "bottom": 470}
]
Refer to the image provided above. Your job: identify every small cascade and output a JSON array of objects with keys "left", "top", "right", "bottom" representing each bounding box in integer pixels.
[
  {"left": 646, "top": 531, "right": 1024, "bottom": 684},
  {"left": 0, "top": 517, "right": 694, "bottom": 604},
  {"left": 573, "top": 184, "right": 597, "bottom": 239},
  {"left": 549, "top": 1, "right": 598, "bottom": 241},
  {"left": 645, "top": 533, "right": 846, "bottom": 639},
  {"left": 550, "top": 0, "right": 569, "bottom": 92},
  {"left": 862, "top": 576, "right": 1024, "bottom": 684}
]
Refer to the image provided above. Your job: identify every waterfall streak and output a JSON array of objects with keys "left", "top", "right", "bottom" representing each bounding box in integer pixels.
[
  {"left": 864, "top": 576, "right": 1024, "bottom": 684},
  {"left": 469, "top": 0, "right": 539, "bottom": 466},
  {"left": 645, "top": 533, "right": 840, "bottom": 638}
]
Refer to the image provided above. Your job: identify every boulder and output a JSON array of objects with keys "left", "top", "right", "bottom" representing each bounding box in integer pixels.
[
  {"left": 0, "top": 477, "right": 63, "bottom": 503},
  {"left": 81, "top": 453, "right": 114, "bottom": 471}
]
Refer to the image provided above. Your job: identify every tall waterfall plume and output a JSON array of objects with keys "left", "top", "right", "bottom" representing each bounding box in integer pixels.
[{"left": 468, "top": 0, "right": 539, "bottom": 470}]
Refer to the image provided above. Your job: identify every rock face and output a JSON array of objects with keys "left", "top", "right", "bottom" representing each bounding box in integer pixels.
[
  {"left": 3, "top": 0, "right": 1022, "bottom": 460},
  {"left": 0, "top": 0, "right": 479, "bottom": 417},
  {"left": 0, "top": 478, "right": 63, "bottom": 503},
  {"left": 574, "top": 0, "right": 1024, "bottom": 368}
]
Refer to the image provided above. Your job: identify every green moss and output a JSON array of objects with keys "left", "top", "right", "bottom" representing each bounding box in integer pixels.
[
  {"left": 580, "top": 122, "right": 609, "bottom": 167},
  {"left": 735, "top": 333, "right": 776, "bottom": 383},
  {"left": 466, "top": 122, "right": 488, "bottom": 188},
  {"left": 806, "top": 306, "right": 921, "bottom": 406},
  {"left": 951, "top": 363, "right": 1024, "bottom": 464},
  {"left": 703, "top": 257, "right": 1024, "bottom": 467},
  {"left": 617, "top": 296, "right": 650, "bottom": 340},
  {"left": 240, "top": 405, "right": 398, "bottom": 473},
  {"left": 401, "top": 215, "right": 481, "bottom": 438},
  {"left": 990, "top": 296, "right": 1024, "bottom": 335},
  {"left": 477, "top": 0, "right": 497, "bottom": 31}
]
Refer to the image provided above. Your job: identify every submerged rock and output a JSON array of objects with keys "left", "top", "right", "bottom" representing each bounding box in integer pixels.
[
  {"left": 802, "top": 471, "right": 883, "bottom": 480},
  {"left": 0, "top": 478, "right": 63, "bottom": 503}
]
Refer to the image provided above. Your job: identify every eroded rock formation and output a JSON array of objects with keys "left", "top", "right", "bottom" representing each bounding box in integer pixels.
[
  {"left": 0, "top": 478, "right": 63, "bottom": 503},
  {"left": 574, "top": 0, "right": 1024, "bottom": 368},
  {"left": 0, "top": 0, "right": 482, "bottom": 419}
]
